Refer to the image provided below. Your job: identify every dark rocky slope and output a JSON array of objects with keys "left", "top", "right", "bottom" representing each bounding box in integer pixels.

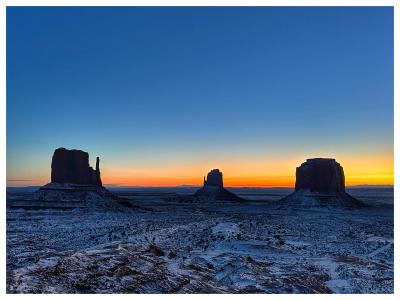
[{"left": 17, "top": 148, "right": 123, "bottom": 210}]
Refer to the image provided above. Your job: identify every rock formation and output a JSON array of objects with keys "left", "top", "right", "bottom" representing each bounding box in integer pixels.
[
  {"left": 51, "top": 148, "right": 102, "bottom": 186},
  {"left": 204, "top": 169, "right": 223, "bottom": 188},
  {"left": 280, "top": 158, "right": 365, "bottom": 208},
  {"left": 194, "top": 169, "right": 244, "bottom": 202},
  {"left": 33, "top": 148, "right": 124, "bottom": 211},
  {"left": 295, "top": 158, "right": 345, "bottom": 193}
]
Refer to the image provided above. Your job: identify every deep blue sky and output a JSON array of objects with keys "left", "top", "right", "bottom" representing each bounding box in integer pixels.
[{"left": 6, "top": 7, "right": 393, "bottom": 186}]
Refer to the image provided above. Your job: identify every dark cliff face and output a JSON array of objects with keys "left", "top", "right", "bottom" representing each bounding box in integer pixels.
[
  {"left": 295, "top": 158, "right": 345, "bottom": 193},
  {"left": 51, "top": 148, "right": 102, "bottom": 186},
  {"left": 204, "top": 169, "right": 223, "bottom": 188},
  {"left": 280, "top": 158, "right": 365, "bottom": 207}
]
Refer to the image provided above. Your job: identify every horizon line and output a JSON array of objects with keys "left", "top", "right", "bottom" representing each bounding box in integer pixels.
[{"left": 6, "top": 184, "right": 394, "bottom": 189}]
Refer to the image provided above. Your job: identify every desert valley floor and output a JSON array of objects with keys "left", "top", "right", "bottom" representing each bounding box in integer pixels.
[{"left": 6, "top": 187, "right": 394, "bottom": 293}]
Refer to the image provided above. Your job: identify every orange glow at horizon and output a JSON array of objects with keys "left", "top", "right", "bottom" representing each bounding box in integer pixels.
[
  {"left": 99, "top": 154, "right": 393, "bottom": 187},
  {"left": 100, "top": 172, "right": 394, "bottom": 188},
  {"left": 7, "top": 152, "right": 394, "bottom": 188}
]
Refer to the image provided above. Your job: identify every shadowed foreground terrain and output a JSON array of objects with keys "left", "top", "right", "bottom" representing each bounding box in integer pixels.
[{"left": 6, "top": 187, "right": 393, "bottom": 293}]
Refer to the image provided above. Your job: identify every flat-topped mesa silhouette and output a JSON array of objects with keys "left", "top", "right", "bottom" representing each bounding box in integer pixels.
[
  {"left": 33, "top": 147, "right": 123, "bottom": 211},
  {"left": 295, "top": 158, "right": 344, "bottom": 193},
  {"left": 51, "top": 148, "right": 102, "bottom": 186},
  {"left": 281, "top": 158, "right": 365, "bottom": 208},
  {"left": 195, "top": 169, "right": 244, "bottom": 202}
]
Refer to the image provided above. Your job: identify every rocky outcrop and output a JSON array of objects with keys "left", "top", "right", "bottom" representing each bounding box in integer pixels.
[
  {"left": 30, "top": 148, "right": 125, "bottom": 211},
  {"left": 51, "top": 148, "right": 102, "bottom": 186},
  {"left": 281, "top": 158, "right": 365, "bottom": 208},
  {"left": 204, "top": 169, "right": 223, "bottom": 188},
  {"left": 195, "top": 169, "right": 244, "bottom": 202},
  {"left": 295, "top": 158, "right": 344, "bottom": 193}
]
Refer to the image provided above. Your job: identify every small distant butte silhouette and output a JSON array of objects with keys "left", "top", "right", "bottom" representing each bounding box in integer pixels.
[
  {"left": 194, "top": 169, "right": 244, "bottom": 202},
  {"left": 280, "top": 158, "right": 366, "bottom": 207}
]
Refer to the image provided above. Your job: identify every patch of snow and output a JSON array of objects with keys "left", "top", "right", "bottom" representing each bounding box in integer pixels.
[
  {"left": 325, "top": 279, "right": 350, "bottom": 293},
  {"left": 212, "top": 222, "right": 239, "bottom": 235}
]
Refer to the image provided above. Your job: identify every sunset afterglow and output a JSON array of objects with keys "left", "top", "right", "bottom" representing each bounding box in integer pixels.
[
  {"left": 6, "top": 7, "right": 393, "bottom": 188},
  {"left": 8, "top": 151, "right": 393, "bottom": 187},
  {"left": 5, "top": 6, "right": 395, "bottom": 295}
]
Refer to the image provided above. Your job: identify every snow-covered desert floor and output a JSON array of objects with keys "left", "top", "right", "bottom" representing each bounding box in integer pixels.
[{"left": 6, "top": 187, "right": 393, "bottom": 293}]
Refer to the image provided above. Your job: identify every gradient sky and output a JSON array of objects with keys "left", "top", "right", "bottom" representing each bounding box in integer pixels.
[{"left": 7, "top": 7, "right": 393, "bottom": 187}]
